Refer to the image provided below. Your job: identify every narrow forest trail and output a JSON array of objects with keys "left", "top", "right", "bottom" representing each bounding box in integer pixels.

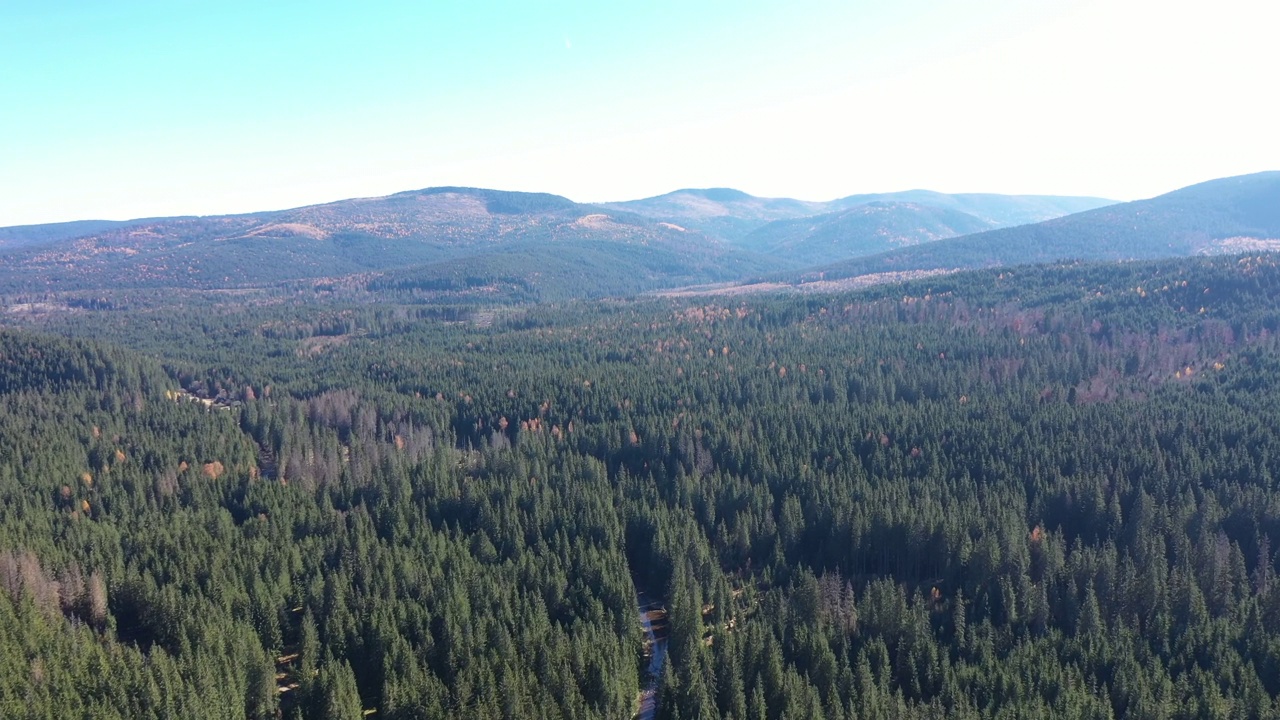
[{"left": 634, "top": 591, "right": 668, "bottom": 720}]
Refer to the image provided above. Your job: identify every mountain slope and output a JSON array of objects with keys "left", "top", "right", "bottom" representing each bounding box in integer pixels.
[
  {"left": 604, "top": 188, "right": 824, "bottom": 241},
  {"left": 0, "top": 187, "right": 766, "bottom": 293},
  {"left": 610, "top": 188, "right": 1115, "bottom": 242},
  {"left": 0, "top": 219, "right": 170, "bottom": 250},
  {"left": 738, "top": 201, "right": 995, "bottom": 266},
  {"left": 828, "top": 190, "right": 1115, "bottom": 227},
  {"left": 779, "top": 171, "right": 1280, "bottom": 284},
  {"left": 360, "top": 238, "right": 777, "bottom": 304}
]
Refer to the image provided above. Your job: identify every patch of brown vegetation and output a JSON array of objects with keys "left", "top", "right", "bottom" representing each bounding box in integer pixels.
[
  {"left": 297, "top": 334, "right": 352, "bottom": 357},
  {"left": 573, "top": 214, "right": 615, "bottom": 229},
  {"left": 244, "top": 223, "right": 330, "bottom": 240},
  {"left": 657, "top": 269, "right": 959, "bottom": 298},
  {"left": 1209, "top": 237, "right": 1280, "bottom": 253}
]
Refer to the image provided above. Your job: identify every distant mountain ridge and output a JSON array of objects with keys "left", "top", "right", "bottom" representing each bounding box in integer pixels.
[
  {"left": 0, "top": 187, "right": 779, "bottom": 295},
  {"left": 0, "top": 218, "right": 172, "bottom": 251},
  {"left": 604, "top": 188, "right": 826, "bottom": 240},
  {"left": 738, "top": 201, "right": 996, "bottom": 266},
  {"left": 0, "top": 183, "right": 1116, "bottom": 298},
  {"left": 825, "top": 190, "right": 1115, "bottom": 227},
  {"left": 764, "top": 171, "right": 1280, "bottom": 287},
  {"left": 608, "top": 187, "right": 1114, "bottom": 242},
  {"left": 3, "top": 172, "right": 1270, "bottom": 302}
]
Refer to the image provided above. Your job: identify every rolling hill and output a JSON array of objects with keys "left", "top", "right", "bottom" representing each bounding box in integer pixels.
[
  {"left": 738, "top": 201, "right": 995, "bottom": 266},
  {"left": 359, "top": 238, "right": 776, "bottom": 304},
  {"left": 767, "top": 171, "right": 1280, "bottom": 287},
  {"left": 0, "top": 187, "right": 772, "bottom": 294},
  {"left": 603, "top": 188, "right": 825, "bottom": 241},
  {"left": 605, "top": 188, "right": 1114, "bottom": 242},
  {"left": 0, "top": 218, "right": 167, "bottom": 251},
  {"left": 9, "top": 174, "right": 1271, "bottom": 303},
  {"left": 826, "top": 190, "right": 1115, "bottom": 227},
  {"left": 0, "top": 183, "right": 1117, "bottom": 299}
]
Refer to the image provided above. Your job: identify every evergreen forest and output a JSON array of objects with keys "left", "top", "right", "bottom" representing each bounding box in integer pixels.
[{"left": 4, "top": 253, "right": 1280, "bottom": 719}]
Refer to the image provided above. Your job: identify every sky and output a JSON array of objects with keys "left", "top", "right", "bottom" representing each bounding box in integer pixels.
[{"left": 1, "top": 0, "right": 1277, "bottom": 226}]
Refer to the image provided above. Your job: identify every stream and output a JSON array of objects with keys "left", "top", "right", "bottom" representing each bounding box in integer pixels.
[{"left": 635, "top": 591, "right": 668, "bottom": 720}]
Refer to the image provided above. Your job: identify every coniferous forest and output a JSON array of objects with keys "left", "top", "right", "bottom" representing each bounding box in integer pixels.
[{"left": 4, "top": 253, "right": 1280, "bottom": 718}]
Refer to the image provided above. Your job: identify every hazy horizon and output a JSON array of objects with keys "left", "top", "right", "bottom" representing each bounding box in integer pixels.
[
  {"left": 0, "top": 181, "right": 1134, "bottom": 228},
  {"left": 3, "top": 0, "right": 1277, "bottom": 226}
]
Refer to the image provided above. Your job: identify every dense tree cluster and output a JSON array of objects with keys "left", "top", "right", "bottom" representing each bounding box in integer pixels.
[{"left": 2, "top": 254, "right": 1280, "bottom": 718}]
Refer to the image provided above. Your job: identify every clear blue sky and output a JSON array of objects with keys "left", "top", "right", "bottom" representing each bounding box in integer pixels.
[{"left": 2, "top": 0, "right": 1277, "bottom": 225}]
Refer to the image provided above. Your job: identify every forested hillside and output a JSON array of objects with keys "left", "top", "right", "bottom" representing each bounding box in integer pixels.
[
  {"left": 604, "top": 189, "right": 825, "bottom": 241},
  {"left": 783, "top": 172, "right": 1280, "bottom": 285},
  {"left": 0, "top": 188, "right": 755, "bottom": 294},
  {"left": 3, "top": 253, "right": 1280, "bottom": 718},
  {"left": 0, "top": 184, "right": 1116, "bottom": 300},
  {"left": 608, "top": 188, "right": 1112, "bottom": 242},
  {"left": 739, "top": 202, "right": 994, "bottom": 265},
  {"left": 0, "top": 219, "right": 161, "bottom": 251},
  {"left": 825, "top": 191, "right": 1115, "bottom": 228}
]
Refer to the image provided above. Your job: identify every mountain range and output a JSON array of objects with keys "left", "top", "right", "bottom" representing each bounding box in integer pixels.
[
  {"left": 0, "top": 172, "right": 1275, "bottom": 301},
  {"left": 766, "top": 171, "right": 1280, "bottom": 289},
  {"left": 606, "top": 187, "right": 1112, "bottom": 239}
]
